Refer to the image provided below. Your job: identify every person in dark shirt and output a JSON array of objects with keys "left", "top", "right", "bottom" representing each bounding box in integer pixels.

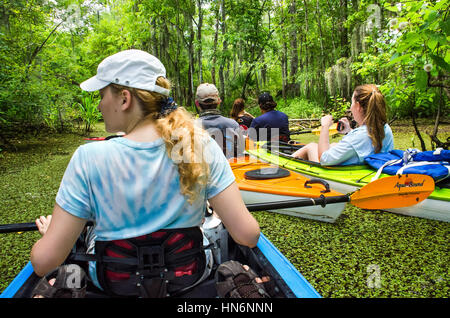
[
  {"left": 249, "top": 92, "right": 290, "bottom": 142},
  {"left": 230, "top": 98, "right": 254, "bottom": 129}
]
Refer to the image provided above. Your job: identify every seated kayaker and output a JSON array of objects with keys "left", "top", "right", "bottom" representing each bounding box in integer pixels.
[
  {"left": 249, "top": 92, "right": 290, "bottom": 143},
  {"left": 230, "top": 98, "right": 254, "bottom": 129},
  {"left": 292, "top": 84, "right": 394, "bottom": 165},
  {"left": 195, "top": 83, "right": 245, "bottom": 158},
  {"left": 30, "top": 49, "right": 260, "bottom": 298}
]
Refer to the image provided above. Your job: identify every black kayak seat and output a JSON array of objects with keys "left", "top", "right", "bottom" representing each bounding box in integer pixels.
[{"left": 244, "top": 167, "right": 291, "bottom": 180}]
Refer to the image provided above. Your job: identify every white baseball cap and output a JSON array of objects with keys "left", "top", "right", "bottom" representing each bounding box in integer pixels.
[{"left": 80, "top": 49, "right": 170, "bottom": 96}]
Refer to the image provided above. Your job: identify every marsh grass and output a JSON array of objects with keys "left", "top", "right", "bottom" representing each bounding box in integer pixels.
[{"left": 0, "top": 120, "right": 449, "bottom": 297}]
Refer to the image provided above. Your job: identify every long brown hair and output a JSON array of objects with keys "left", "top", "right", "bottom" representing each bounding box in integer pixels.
[
  {"left": 109, "top": 78, "right": 210, "bottom": 204},
  {"left": 353, "top": 84, "right": 387, "bottom": 153},
  {"left": 230, "top": 98, "right": 245, "bottom": 120}
]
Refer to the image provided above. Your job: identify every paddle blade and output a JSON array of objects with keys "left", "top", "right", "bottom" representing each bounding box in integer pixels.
[{"left": 350, "top": 174, "right": 435, "bottom": 209}]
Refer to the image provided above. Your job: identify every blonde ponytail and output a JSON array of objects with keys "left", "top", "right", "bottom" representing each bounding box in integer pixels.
[
  {"left": 110, "top": 78, "right": 210, "bottom": 204},
  {"left": 155, "top": 108, "right": 210, "bottom": 204}
]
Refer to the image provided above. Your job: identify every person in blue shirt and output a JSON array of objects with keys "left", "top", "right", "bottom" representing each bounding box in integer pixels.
[
  {"left": 30, "top": 50, "right": 260, "bottom": 297},
  {"left": 292, "top": 84, "right": 394, "bottom": 165},
  {"left": 249, "top": 92, "right": 290, "bottom": 142}
]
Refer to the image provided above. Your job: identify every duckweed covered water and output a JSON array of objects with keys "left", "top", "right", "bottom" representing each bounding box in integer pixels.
[
  {"left": 0, "top": 125, "right": 449, "bottom": 297},
  {"left": 253, "top": 207, "right": 449, "bottom": 297}
]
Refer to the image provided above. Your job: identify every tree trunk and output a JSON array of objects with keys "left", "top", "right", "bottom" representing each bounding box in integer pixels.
[
  {"left": 211, "top": 4, "right": 220, "bottom": 86},
  {"left": 151, "top": 18, "right": 158, "bottom": 57},
  {"left": 299, "top": 33, "right": 304, "bottom": 71},
  {"left": 172, "top": 14, "right": 184, "bottom": 106},
  {"left": 315, "top": 0, "right": 327, "bottom": 99},
  {"left": 186, "top": 10, "right": 195, "bottom": 108},
  {"left": 197, "top": 0, "right": 203, "bottom": 84},
  {"left": 340, "top": 0, "right": 349, "bottom": 58},
  {"left": 410, "top": 92, "right": 427, "bottom": 151},
  {"left": 289, "top": 0, "right": 298, "bottom": 86},
  {"left": 326, "top": 0, "right": 338, "bottom": 61},
  {"left": 261, "top": 52, "right": 267, "bottom": 87},
  {"left": 282, "top": 42, "right": 287, "bottom": 101},
  {"left": 218, "top": 0, "right": 227, "bottom": 107},
  {"left": 315, "top": 0, "right": 325, "bottom": 64},
  {"left": 302, "top": 0, "right": 310, "bottom": 99},
  {"left": 0, "top": 4, "right": 10, "bottom": 34},
  {"left": 161, "top": 21, "right": 170, "bottom": 64},
  {"left": 428, "top": 86, "right": 448, "bottom": 149},
  {"left": 432, "top": 87, "right": 442, "bottom": 138}
]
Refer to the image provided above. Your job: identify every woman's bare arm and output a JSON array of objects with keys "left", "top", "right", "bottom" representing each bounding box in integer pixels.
[
  {"left": 31, "top": 204, "right": 87, "bottom": 277},
  {"left": 208, "top": 182, "right": 260, "bottom": 248},
  {"left": 318, "top": 115, "right": 333, "bottom": 160}
]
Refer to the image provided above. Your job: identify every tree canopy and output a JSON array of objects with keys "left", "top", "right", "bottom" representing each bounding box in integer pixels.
[{"left": 0, "top": 0, "right": 448, "bottom": 149}]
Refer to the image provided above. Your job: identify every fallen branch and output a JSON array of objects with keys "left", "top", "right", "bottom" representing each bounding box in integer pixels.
[{"left": 427, "top": 133, "right": 450, "bottom": 150}]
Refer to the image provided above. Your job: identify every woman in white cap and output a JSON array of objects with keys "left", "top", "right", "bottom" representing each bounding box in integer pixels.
[{"left": 30, "top": 49, "right": 260, "bottom": 298}]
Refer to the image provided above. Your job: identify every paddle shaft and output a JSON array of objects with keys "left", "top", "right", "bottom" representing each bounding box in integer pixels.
[
  {"left": 0, "top": 196, "right": 353, "bottom": 233},
  {"left": 246, "top": 195, "right": 350, "bottom": 211},
  {"left": 0, "top": 173, "right": 434, "bottom": 233},
  {"left": 0, "top": 222, "right": 39, "bottom": 233},
  {"left": 0, "top": 221, "right": 94, "bottom": 234}
]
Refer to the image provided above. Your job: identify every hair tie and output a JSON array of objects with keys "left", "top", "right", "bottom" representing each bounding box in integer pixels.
[{"left": 160, "top": 97, "right": 178, "bottom": 117}]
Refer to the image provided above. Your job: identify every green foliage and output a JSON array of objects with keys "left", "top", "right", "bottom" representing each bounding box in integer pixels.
[
  {"left": 327, "top": 96, "right": 351, "bottom": 120},
  {"left": 0, "top": 0, "right": 88, "bottom": 132},
  {"left": 75, "top": 92, "right": 101, "bottom": 134},
  {"left": 350, "top": 0, "right": 449, "bottom": 120},
  {"left": 276, "top": 97, "right": 323, "bottom": 119},
  {"left": 0, "top": 0, "right": 448, "bottom": 140}
]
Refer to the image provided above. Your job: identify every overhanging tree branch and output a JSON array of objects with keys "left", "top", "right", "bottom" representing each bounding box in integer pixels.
[
  {"left": 240, "top": 10, "right": 287, "bottom": 99},
  {"left": 23, "top": 21, "right": 63, "bottom": 80}
]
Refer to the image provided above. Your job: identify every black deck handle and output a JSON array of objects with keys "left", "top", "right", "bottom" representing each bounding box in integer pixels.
[{"left": 304, "top": 179, "right": 331, "bottom": 193}]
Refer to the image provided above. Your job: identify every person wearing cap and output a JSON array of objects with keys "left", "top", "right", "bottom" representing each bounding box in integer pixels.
[
  {"left": 195, "top": 83, "right": 244, "bottom": 158},
  {"left": 249, "top": 92, "right": 290, "bottom": 142},
  {"left": 30, "top": 50, "right": 260, "bottom": 297}
]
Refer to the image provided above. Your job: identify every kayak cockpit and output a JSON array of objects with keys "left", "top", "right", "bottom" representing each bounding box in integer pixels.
[{"left": 3, "top": 221, "right": 319, "bottom": 298}]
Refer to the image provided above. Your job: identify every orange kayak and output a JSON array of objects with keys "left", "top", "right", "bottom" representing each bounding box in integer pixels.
[{"left": 229, "top": 156, "right": 346, "bottom": 223}]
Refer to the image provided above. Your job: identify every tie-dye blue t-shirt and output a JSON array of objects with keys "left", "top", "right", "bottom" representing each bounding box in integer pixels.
[{"left": 55, "top": 136, "right": 235, "bottom": 241}]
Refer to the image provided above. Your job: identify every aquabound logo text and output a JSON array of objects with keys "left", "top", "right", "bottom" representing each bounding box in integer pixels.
[{"left": 395, "top": 179, "right": 425, "bottom": 190}]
